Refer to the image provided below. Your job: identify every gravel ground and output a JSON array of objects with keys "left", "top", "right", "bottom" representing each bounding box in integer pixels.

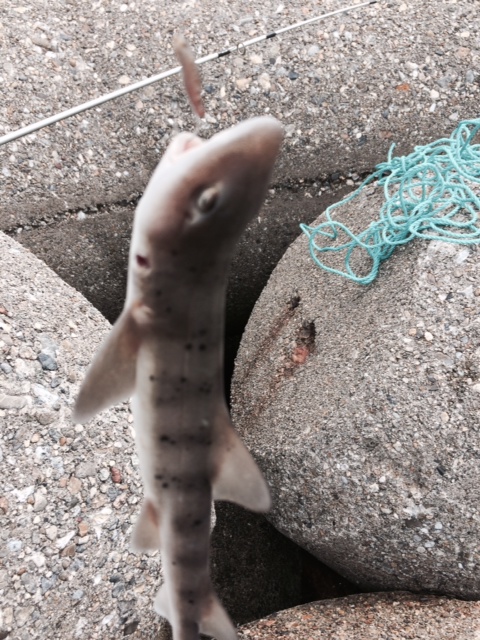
[
  {"left": 1, "top": 0, "right": 479, "bottom": 230},
  {"left": 238, "top": 592, "right": 480, "bottom": 639},
  {"left": 0, "top": 231, "right": 172, "bottom": 639}
]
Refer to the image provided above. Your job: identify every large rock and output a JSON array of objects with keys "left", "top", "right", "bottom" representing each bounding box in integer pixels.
[
  {"left": 232, "top": 183, "right": 480, "bottom": 598},
  {"left": 0, "top": 231, "right": 170, "bottom": 639},
  {"left": 2, "top": 0, "right": 479, "bottom": 229},
  {"left": 238, "top": 592, "right": 480, "bottom": 639}
]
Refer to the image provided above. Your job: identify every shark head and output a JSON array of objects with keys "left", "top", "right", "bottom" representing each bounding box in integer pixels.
[{"left": 129, "top": 116, "right": 283, "bottom": 279}]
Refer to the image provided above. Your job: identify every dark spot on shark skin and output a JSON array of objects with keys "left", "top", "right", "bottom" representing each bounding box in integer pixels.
[
  {"left": 198, "top": 344, "right": 206, "bottom": 351},
  {"left": 155, "top": 289, "right": 162, "bottom": 296},
  {"left": 197, "top": 328, "right": 207, "bottom": 337},
  {"left": 198, "top": 382, "right": 212, "bottom": 394},
  {"left": 155, "top": 474, "right": 164, "bottom": 481},
  {"left": 185, "top": 343, "right": 193, "bottom": 351},
  {"left": 180, "top": 376, "right": 187, "bottom": 384},
  {"left": 162, "top": 482, "right": 169, "bottom": 489},
  {"left": 165, "top": 306, "right": 173, "bottom": 314},
  {"left": 149, "top": 375, "right": 155, "bottom": 382},
  {"left": 186, "top": 433, "right": 212, "bottom": 447},
  {"left": 136, "top": 254, "right": 149, "bottom": 268},
  {"left": 188, "top": 598, "right": 195, "bottom": 605},
  {"left": 193, "top": 519, "right": 202, "bottom": 527}
]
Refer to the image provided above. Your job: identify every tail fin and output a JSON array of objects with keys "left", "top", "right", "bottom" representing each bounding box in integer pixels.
[{"left": 154, "top": 584, "right": 237, "bottom": 640}]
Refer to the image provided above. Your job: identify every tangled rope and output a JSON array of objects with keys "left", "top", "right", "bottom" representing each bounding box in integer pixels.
[{"left": 300, "top": 118, "right": 480, "bottom": 284}]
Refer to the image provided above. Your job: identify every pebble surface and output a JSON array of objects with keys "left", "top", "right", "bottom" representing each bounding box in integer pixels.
[
  {"left": 1, "top": 0, "right": 480, "bottom": 232},
  {"left": 0, "top": 231, "right": 169, "bottom": 639},
  {"left": 238, "top": 592, "right": 480, "bottom": 639}
]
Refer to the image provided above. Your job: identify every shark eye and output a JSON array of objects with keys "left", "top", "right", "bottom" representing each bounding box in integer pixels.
[{"left": 197, "top": 185, "right": 220, "bottom": 214}]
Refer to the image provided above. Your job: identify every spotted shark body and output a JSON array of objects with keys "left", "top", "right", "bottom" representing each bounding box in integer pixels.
[{"left": 73, "top": 116, "right": 283, "bottom": 640}]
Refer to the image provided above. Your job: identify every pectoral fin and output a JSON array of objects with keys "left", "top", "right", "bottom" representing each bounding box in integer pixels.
[
  {"left": 73, "top": 307, "right": 140, "bottom": 423},
  {"left": 212, "top": 409, "right": 271, "bottom": 512}
]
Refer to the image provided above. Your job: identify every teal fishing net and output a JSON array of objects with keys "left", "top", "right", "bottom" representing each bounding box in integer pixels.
[{"left": 300, "top": 118, "right": 480, "bottom": 285}]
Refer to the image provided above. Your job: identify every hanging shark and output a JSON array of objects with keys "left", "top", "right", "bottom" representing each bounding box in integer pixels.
[{"left": 73, "top": 115, "right": 283, "bottom": 640}]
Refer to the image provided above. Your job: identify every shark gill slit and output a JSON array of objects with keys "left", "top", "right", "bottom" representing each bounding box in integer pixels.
[{"left": 136, "top": 254, "right": 149, "bottom": 267}]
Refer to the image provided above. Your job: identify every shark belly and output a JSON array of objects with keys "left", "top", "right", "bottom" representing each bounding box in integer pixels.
[{"left": 131, "top": 333, "right": 224, "bottom": 640}]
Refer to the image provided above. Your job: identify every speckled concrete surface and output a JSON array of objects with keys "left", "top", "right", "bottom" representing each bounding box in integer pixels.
[
  {"left": 3, "top": 0, "right": 480, "bottom": 335},
  {"left": 238, "top": 592, "right": 480, "bottom": 639},
  {"left": 232, "top": 180, "right": 480, "bottom": 597},
  {"left": 2, "top": 0, "right": 480, "bottom": 229},
  {"left": 0, "top": 231, "right": 170, "bottom": 639}
]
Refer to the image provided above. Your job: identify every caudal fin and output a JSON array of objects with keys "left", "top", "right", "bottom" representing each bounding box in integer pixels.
[{"left": 154, "top": 584, "right": 237, "bottom": 640}]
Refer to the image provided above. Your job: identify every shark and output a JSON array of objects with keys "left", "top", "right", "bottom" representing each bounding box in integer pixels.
[{"left": 73, "top": 115, "right": 283, "bottom": 640}]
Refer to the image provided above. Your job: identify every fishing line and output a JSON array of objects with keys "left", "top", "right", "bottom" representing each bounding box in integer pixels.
[{"left": 0, "top": 0, "right": 377, "bottom": 146}]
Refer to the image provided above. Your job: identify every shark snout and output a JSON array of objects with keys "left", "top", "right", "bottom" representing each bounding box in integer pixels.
[{"left": 229, "top": 116, "right": 284, "bottom": 165}]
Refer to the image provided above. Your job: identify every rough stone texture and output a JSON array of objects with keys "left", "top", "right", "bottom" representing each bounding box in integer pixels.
[
  {"left": 238, "top": 592, "right": 480, "bottom": 640},
  {"left": 0, "top": 231, "right": 170, "bottom": 639},
  {"left": 3, "top": 0, "right": 480, "bottom": 330},
  {"left": 2, "top": 0, "right": 480, "bottom": 228},
  {"left": 232, "top": 183, "right": 480, "bottom": 598}
]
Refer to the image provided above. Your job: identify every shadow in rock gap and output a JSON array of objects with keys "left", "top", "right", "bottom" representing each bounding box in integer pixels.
[
  {"left": 14, "top": 181, "right": 355, "bottom": 329},
  {"left": 210, "top": 502, "right": 360, "bottom": 626}
]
